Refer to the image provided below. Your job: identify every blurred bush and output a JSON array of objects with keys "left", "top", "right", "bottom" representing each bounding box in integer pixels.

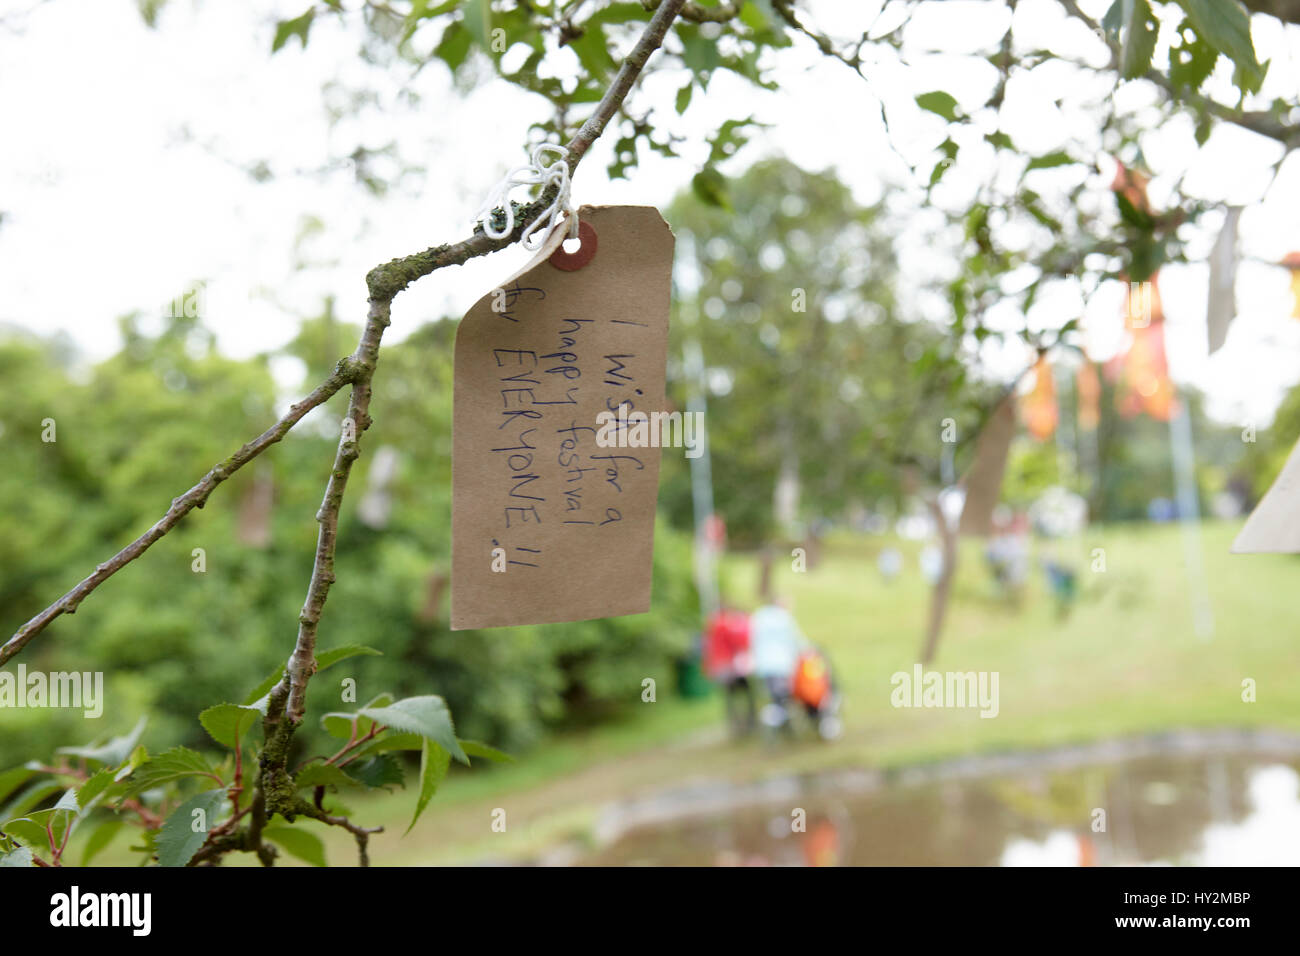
[{"left": 0, "top": 309, "right": 698, "bottom": 766}]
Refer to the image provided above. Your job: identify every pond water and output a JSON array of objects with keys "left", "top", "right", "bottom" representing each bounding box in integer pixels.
[{"left": 573, "top": 730, "right": 1300, "bottom": 866}]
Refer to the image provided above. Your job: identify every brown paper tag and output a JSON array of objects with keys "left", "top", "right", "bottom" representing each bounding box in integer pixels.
[{"left": 451, "top": 205, "right": 675, "bottom": 629}]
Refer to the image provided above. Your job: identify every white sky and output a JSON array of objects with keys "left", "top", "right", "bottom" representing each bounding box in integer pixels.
[{"left": 1, "top": 0, "right": 1298, "bottom": 425}]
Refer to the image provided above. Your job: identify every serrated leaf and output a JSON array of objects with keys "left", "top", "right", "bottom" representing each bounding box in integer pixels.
[
  {"left": 156, "top": 789, "right": 226, "bottom": 867},
  {"left": 119, "top": 747, "right": 216, "bottom": 799},
  {"left": 316, "top": 644, "right": 382, "bottom": 672},
  {"left": 1, "top": 817, "right": 48, "bottom": 850},
  {"left": 1119, "top": 0, "right": 1158, "bottom": 80},
  {"left": 342, "top": 754, "right": 405, "bottom": 790},
  {"left": 1175, "top": 0, "right": 1259, "bottom": 78},
  {"left": 198, "top": 703, "right": 261, "bottom": 750},
  {"left": 460, "top": 740, "right": 514, "bottom": 764},
  {"left": 57, "top": 716, "right": 147, "bottom": 767},
  {"left": 293, "top": 763, "right": 361, "bottom": 790},
  {"left": 77, "top": 768, "right": 116, "bottom": 810},
  {"left": 915, "top": 90, "right": 961, "bottom": 122},
  {"left": 408, "top": 740, "right": 451, "bottom": 833},
  {"left": 356, "top": 732, "right": 425, "bottom": 758},
  {"left": 0, "top": 779, "right": 62, "bottom": 820},
  {"left": 0, "top": 846, "right": 32, "bottom": 867},
  {"left": 1168, "top": 20, "right": 1219, "bottom": 91},
  {"left": 81, "top": 818, "right": 123, "bottom": 866},
  {"left": 357, "top": 696, "right": 467, "bottom": 764},
  {"left": 272, "top": 9, "right": 314, "bottom": 53},
  {"left": 53, "top": 788, "right": 79, "bottom": 813},
  {"left": 243, "top": 664, "right": 284, "bottom": 707},
  {"left": 263, "top": 824, "right": 327, "bottom": 867}
]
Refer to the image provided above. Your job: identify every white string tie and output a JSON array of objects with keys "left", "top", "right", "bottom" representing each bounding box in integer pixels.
[{"left": 474, "top": 143, "right": 579, "bottom": 251}]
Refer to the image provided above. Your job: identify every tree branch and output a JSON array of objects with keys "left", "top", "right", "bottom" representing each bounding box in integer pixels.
[
  {"left": 4, "top": 0, "right": 687, "bottom": 683},
  {"left": 0, "top": 366, "right": 354, "bottom": 667},
  {"left": 265, "top": 0, "right": 688, "bottom": 725}
]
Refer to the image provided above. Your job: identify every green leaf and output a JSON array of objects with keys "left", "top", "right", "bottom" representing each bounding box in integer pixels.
[
  {"left": 0, "top": 846, "right": 33, "bottom": 867},
  {"left": 242, "top": 670, "right": 281, "bottom": 709},
  {"left": 263, "top": 824, "right": 327, "bottom": 867},
  {"left": 462, "top": 0, "right": 491, "bottom": 50},
  {"left": 460, "top": 740, "right": 514, "bottom": 764},
  {"left": 342, "top": 754, "right": 405, "bottom": 789},
  {"left": 570, "top": 23, "right": 615, "bottom": 79},
  {"left": 293, "top": 763, "right": 361, "bottom": 790},
  {"left": 408, "top": 739, "right": 451, "bottom": 832},
  {"left": 316, "top": 644, "right": 382, "bottom": 672},
  {"left": 0, "top": 767, "right": 33, "bottom": 804},
  {"left": 81, "top": 818, "right": 124, "bottom": 866},
  {"left": 1026, "top": 150, "right": 1075, "bottom": 170},
  {"left": 434, "top": 20, "right": 473, "bottom": 72},
  {"left": 119, "top": 747, "right": 216, "bottom": 798},
  {"left": 675, "top": 82, "right": 693, "bottom": 115},
  {"left": 915, "top": 90, "right": 961, "bottom": 122},
  {"left": 985, "top": 131, "right": 1015, "bottom": 150},
  {"left": 1168, "top": 19, "right": 1219, "bottom": 91},
  {"left": 1119, "top": 0, "right": 1158, "bottom": 80},
  {"left": 57, "top": 716, "right": 147, "bottom": 767},
  {"left": 682, "top": 31, "right": 723, "bottom": 77},
  {"left": 272, "top": 9, "right": 315, "bottom": 53},
  {"left": 77, "top": 768, "right": 117, "bottom": 809},
  {"left": 156, "top": 789, "right": 226, "bottom": 867},
  {"left": 1174, "top": 0, "right": 1260, "bottom": 79},
  {"left": 357, "top": 696, "right": 468, "bottom": 764},
  {"left": 1, "top": 817, "right": 48, "bottom": 850},
  {"left": 0, "top": 779, "right": 62, "bottom": 820},
  {"left": 198, "top": 703, "right": 262, "bottom": 750},
  {"left": 355, "top": 732, "right": 425, "bottom": 757},
  {"left": 691, "top": 167, "right": 731, "bottom": 209}
]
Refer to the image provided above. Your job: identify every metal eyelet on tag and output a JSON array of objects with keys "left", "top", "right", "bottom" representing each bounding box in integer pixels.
[{"left": 548, "top": 221, "right": 598, "bottom": 271}]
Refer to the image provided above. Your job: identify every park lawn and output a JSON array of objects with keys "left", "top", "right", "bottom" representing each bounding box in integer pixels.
[
  {"left": 87, "top": 519, "right": 1300, "bottom": 866},
  {"left": 289, "top": 519, "right": 1300, "bottom": 866}
]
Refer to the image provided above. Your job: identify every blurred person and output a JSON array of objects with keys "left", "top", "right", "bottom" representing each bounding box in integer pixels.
[
  {"left": 791, "top": 644, "right": 843, "bottom": 740},
  {"left": 751, "top": 598, "right": 806, "bottom": 732},
  {"left": 1041, "top": 554, "right": 1078, "bottom": 619},
  {"left": 703, "top": 606, "right": 756, "bottom": 737},
  {"left": 877, "top": 545, "right": 903, "bottom": 583},
  {"left": 919, "top": 544, "right": 945, "bottom": 584}
]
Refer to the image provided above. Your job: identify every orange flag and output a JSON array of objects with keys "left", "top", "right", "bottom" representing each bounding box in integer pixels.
[
  {"left": 1281, "top": 251, "right": 1300, "bottom": 318},
  {"left": 1022, "top": 357, "right": 1058, "bottom": 441},
  {"left": 1077, "top": 360, "right": 1101, "bottom": 431}
]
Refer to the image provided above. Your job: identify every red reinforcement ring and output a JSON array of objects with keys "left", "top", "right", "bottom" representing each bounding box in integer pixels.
[{"left": 548, "top": 220, "right": 597, "bottom": 271}]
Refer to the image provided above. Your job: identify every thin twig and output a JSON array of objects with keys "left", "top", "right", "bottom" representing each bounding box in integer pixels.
[
  {"left": 268, "top": 0, "right": 688, "bottom": 724},
  {"left": 1, "top": 368, "right": 354, "bottom": 666}
]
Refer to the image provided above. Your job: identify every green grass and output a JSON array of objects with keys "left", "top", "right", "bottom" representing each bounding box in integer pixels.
[
  {"left": 293, "top": 519, "right": 1300, "bottom": 865},
  {"left": 86, "top": 519, "right": 1300, "bottom": 865}
]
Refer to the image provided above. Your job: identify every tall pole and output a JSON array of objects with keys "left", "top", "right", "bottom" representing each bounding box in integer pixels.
[
  {"left": 676, "top": 232, "right": 719, "bottom": 618},
  {"left": 1169, "top": 401, "right": 1215, "bottom": 640}
]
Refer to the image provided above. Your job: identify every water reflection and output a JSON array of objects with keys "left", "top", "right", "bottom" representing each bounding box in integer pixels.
[{"left": 576, "top": 734, "right": 1300, "bottom": 866}]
